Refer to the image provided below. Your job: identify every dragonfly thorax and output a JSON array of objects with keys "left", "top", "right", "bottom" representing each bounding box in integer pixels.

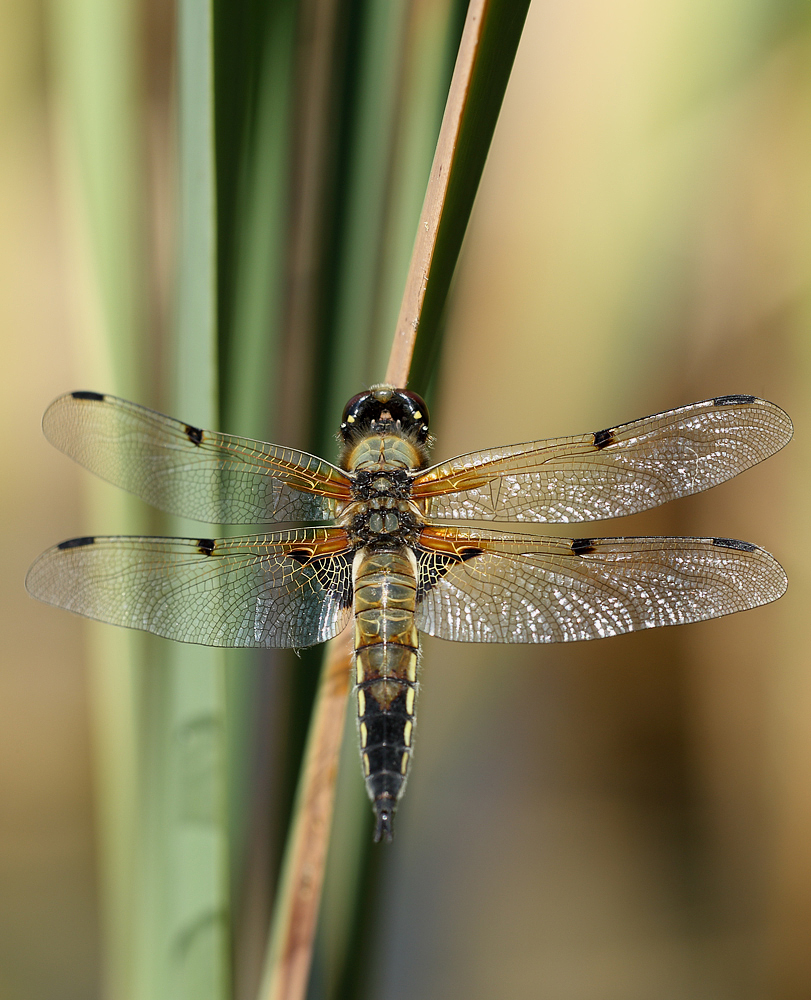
[
  {"left": 351, "top": 466, "right": 412, "bottom": 499},
  {"left": 336, "top": 464, "right": 422, "bottom": 546},
  {"left": 343, "top": 495, "right": 421, "bottom": 547}
]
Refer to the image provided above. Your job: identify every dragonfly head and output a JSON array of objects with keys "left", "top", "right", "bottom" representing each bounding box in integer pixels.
[{"left": 340, "top": 384, "right": 430, "bottom": 445}]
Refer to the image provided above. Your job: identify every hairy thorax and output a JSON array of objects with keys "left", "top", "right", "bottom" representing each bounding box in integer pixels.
[{"left": 338, "top": 433, "right": 427, "bottom": 548}]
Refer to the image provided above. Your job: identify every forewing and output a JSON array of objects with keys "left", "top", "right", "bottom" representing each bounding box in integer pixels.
[
  {"left": 43, "top": 392, "right": 351, "bottom": 524},
  {"left": 26, "top": 528, "right": 354, "bottom": 648},
  {"left": 414, "top": 525, "right": 787, "bottom": 643},
  {"left": 412, "top": 396, "right": 792, "bottom": 522}
]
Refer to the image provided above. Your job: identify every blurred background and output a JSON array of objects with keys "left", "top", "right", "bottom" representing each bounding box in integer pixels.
[{"left": 1, "top": 1, "right": 809, "bottom": 999}]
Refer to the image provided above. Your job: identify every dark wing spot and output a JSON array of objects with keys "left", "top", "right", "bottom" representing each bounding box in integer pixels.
[
  {"left": 712, "top": 537, "right": 757, "bottom": 552},
  {"left": 184, "top": 424, "right": 204, "bottom": 446},
  {"left": 416, "top": 544, "right": 484, "bottom": 601},
  {"left": 713, "top": 394, "right": 756, "bottom": 406},
  {"left": 288, "top": 549, "right": 310, "bottom": 565},
  {"left": 592, "top": 427, "right": 616, "bottom": 450},
  {"left": 416, "top": 547, "right": 463, "bottom": 600},
  {"left": 571, "top": 537, "right": 596, "bottom": 556},
  {"left": 58, "top": 536, "right": 96, "bottom": 550},
  {"left": 459, "top": 546, "right": 483, "bottom": 561},
  {"left": 197, "top": 538, "right": 216, "bottom": 556},
  {"left": 71, "top": 391, "right": 105, "bottom": 402}
]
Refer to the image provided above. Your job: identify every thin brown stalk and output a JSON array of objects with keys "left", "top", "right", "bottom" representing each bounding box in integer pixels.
[
  {"left": 385, "top": 0, "right": 487, "bottom": 387},
  {"left": 260, "top": 5, "right": 489, "bottom": 999},
  {"left": 260, "top": 625, "right": 353, "bottom": 1000}
]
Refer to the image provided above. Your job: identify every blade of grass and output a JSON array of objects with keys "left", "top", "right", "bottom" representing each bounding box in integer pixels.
[
  {"left": 220, "top": 2, "right": 296, "bottom": 439},
  {"left": 210, "top": 3, "right": 362, "bottom": 995},
  {"left": 323, "top": 1, "right": 411, "bottom": 424},
  {"left": 49, "top": 0, "right": 147, "bottom": 396},
  {"left": 395, "top": 0, "right": 532, "bottom": 391},
  {"left": 175, "top": 0, "right": 218, "bottom": 408},
  {"left": 369, "top": 0, "right": 467, "bottom": 383},
  {"left": 170, "top": 0, "right": 231, "bottom": 988},
  {"left": 216, "top": 6, "right": 299, "bottom": 995},
  {"left": 48, "top": 2, "right": 148, "bottom": 998},
  {"left": 134, "top": 2, "right": 231, "bottom": 998},
  {"left": 277, "top": 0, "right": 345, "bottom": 450}
]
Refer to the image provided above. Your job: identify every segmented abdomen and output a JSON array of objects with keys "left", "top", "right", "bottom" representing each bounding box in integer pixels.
[{"left": 353, "top": 546, "right": 418, "bottom": 841}]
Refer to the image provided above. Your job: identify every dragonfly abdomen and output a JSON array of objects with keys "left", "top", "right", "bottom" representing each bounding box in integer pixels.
[{"left": 353, "top": 547, "right": 419, "bottom": 842}]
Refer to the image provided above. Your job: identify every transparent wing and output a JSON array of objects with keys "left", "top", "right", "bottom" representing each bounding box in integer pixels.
[
  {"left": 414, "top": 525, "right": 787, "bottom": 643},
  {"left": 412, "top": 396, "right": 792, "bottom": 523},
  {"left": 43, "top": 392, "right": 352, "bottom": 524},
  {"left": 26, "top": 527, "right": 354, "bottom": 648}
]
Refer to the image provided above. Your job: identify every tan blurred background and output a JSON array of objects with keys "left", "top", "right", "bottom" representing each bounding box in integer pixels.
[
  {"left": 0, "top": 2, "right": 99, "bottom": 998},
  {"left": 2, "top": 2, "right": 809, "bottom": 999}
]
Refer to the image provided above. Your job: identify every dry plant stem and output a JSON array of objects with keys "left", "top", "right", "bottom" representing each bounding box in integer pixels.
[
  {"left": 263, "top": 5, "right": 489, "bottom": 998},
  {"left": 386, "top": 0, "right": 487, "bottom": 388},
  {"left": 262, "top": 625, "right": 354, "bottom": 1000}
]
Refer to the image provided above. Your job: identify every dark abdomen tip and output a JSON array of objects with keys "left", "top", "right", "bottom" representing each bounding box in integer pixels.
[{"left": 374, "top": 798, "right": 395, "bottom": 843}]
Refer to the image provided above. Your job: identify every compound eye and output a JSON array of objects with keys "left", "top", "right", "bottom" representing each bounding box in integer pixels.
[
  {"left": 400, "top": 390, "right": 429, "bottom": 428},
  {"left": 341, "top": 391, "right": 371, "bottom": 428}
]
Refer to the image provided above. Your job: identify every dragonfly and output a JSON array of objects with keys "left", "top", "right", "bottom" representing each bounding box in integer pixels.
[{"left": 27, "top": 387, "right": 792, "bottom": 840}]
